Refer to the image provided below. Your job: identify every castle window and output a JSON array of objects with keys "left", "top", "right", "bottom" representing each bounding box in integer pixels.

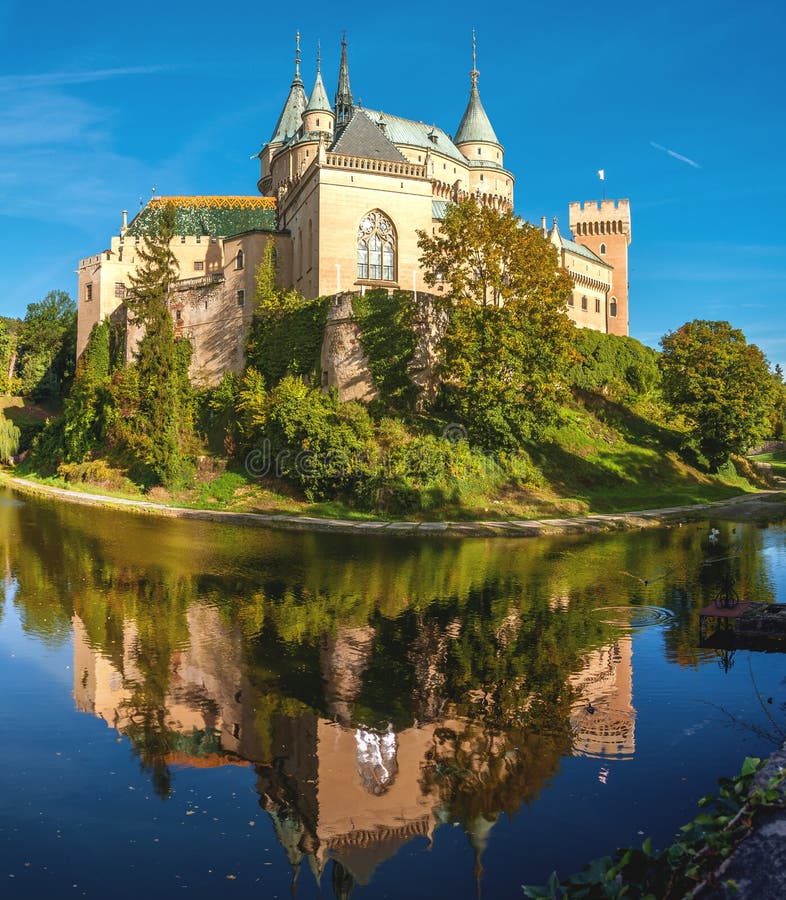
[
  {"left": 581, "top": 296, "right": 588, "bottom": 311},
  {"left": 357, "top": 210, "right": 396, "bottom": 282},
  {"left": 237, "top": 290, "right": 245, "bottom": 307},
  {"left": 181, "top": 235, "right": 186, "bottom": 244},
  {"left": 85, "top": 284, "right": 93, "bottom": 302},
  {"left": 599, "top": 242, "right": 607, "bottom": 255},
  {"left": 175, "top": 309, "right": 182, "bottom": 322},
  {"left": 595, "top": 297, "right": 601, "bottom": 313},
  {"left": 194, "top": 261, "right": 204, "bottom": 271},
  {"left": 610, "top": 297, "right": 618, "bottom": 317},
  {"left": 568, "top": 295, "right": 574, "bottom": 307},
  {"left": 114, "top": 282, "right": 125, "bottom": 299},
  {"left": 196, "top": 235, "right": 201, "bottom": 243},
  {"left": 236, "top": 250, "right": 244, "bottom": 270}
]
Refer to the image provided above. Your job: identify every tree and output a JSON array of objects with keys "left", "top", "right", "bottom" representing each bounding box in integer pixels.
[
  {"left": 417, "top": 199, "right": 575, "bottom": 449},
  {"left": 660, "top": 320, "right": 775, "bottom": 466},
  {"left": 15, "top": 291, "right": 76, "bottom": 401},
  {"left": 123, "top": 205, "right": 195, "bottom": 487}
]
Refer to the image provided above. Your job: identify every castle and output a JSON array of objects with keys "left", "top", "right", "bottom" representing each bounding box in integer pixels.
[{"left": 77, "top": 34, "right": 631, "bottom": 386}]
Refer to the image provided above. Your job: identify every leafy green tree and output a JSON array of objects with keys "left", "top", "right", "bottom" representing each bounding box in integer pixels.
[
  {"left": 0, "top": 319, "right": 12, "bottom": 393},
  {"left": 660, "top": 320, "right": 775, "bottom": 466},
  {"left": 15, "top": 290, "right": 76, "bottom": 401},
  {"left": 123, "top": 206, "right": 195, "bottom": 488},
  {"left": 245, "top": 241, "right": 329, "bottom": 387},
  {"left": 63, "top": 319, "right": 114, "bottom": 461},
  {"left": 417, "top": 199, "right": 575, "bottom": 450}
]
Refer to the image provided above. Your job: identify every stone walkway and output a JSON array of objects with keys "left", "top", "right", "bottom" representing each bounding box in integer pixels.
[{"left": 3, "top": 474, "right": 784, "bottom": 539}]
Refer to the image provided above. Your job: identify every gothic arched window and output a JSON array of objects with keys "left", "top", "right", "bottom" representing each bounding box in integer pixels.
[
  {"left": 357, "top": 211, "right": 396, "bottom": 282},
  {"left": 599, "top": 242, "right": 607, "bottom": 255},
  {"left": 610, "top": 297, "right": 618, "bottom": 317}
]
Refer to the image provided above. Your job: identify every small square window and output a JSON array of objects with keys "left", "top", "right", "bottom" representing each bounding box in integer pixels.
[
  {"left": 196, "top": 235, "right": 201, "bottom": 244},
  {"left": 237, "top": 290, "right": 245, "bottom": 307},
  {"left": 194, "top": 261, "right": 204, "bottom": 271}
]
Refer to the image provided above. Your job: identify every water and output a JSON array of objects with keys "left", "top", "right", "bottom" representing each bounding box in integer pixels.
[{"left": 1, "top": 486, "right": 784, "bottom": 898}]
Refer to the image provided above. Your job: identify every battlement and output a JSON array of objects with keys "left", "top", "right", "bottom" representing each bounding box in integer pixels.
[{"left": 569, "top": 198, "right": 630, "bottom": 216}]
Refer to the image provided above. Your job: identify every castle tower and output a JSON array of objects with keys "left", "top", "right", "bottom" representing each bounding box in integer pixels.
[
  {"left": 454, "top": 31, "right": 504, "bottom": 170},
  {"left": 333, "top": 32, "right": 353, "bottom": 131},
  {"left": 258, "top": 32, "right": 308, "bottom": 194},
  {"left": 302, "top": 43, "right": 334, "bottom": 139},
  {"left": 569, "top": 199, "right": 631, "bottom": 336}
]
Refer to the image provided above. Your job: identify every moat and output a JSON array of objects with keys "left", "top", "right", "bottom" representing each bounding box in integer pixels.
[{"left": 1, "top": 486, "right": 785, "bottom": 898}]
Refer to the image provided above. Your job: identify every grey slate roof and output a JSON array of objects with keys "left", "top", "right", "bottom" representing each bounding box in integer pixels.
[
  {"left": 361, "top": 108, "right": 468, "bottom": 164},
  {"left": 330, "top": 110, "right": 408, "bottom": 162},
  {"left": 454, "top": 86, "right": 500, "bottom": 146}
]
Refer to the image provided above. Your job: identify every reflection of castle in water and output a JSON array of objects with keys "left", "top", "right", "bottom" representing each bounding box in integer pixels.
[
  {"left": 569, "top": 636, "right": 636, "bottom": 760},
  {"left": 71, "top": 603, "right": 619, "bottom": 890}
]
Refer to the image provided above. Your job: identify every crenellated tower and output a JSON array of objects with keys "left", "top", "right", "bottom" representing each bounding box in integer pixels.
[{"left": 569, "top": 199, "right": 631, "bottom": 336}]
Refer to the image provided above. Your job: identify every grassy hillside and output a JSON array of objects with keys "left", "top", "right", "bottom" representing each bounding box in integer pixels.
[{"left": 5, "top": 388, "right": 766, "bottom": 521}]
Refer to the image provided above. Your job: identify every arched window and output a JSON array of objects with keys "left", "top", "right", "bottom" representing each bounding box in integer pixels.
[
  {"left": 610, "top": 297, "right": 618, "bottom": 317},
  {"left": 357, "top": 211, "right": 396, "bottom": 282},
  {"left": 599, "top": 242, "right": 607, "bottom": 255},
  {"left": 236, "top": 249, "right": 244, "bottom": 270}
]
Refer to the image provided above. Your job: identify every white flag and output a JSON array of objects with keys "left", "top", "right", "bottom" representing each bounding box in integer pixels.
[{"left": 598, "top": 169, "right": 605, "bottom": 181}]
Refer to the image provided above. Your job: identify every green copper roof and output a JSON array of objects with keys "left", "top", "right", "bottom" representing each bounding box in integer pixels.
[
  {"left": 269, "top": 78, "right": 307, "bottom": 144},
  {"left": 454, "top": 85, "right": 500, "bottom": 147},
  {"left": 127, "top": 197, "right": 278, "bottom": 238},
  {"left": 305, "top": 69, "right": 332, "bottom": 113},
  {"left": 560, "top": 235, "right": 612, "bottom": 267}
]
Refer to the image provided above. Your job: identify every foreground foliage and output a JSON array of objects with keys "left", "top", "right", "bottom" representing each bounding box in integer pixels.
[{"left": 523, "top": 756, "right": 785, "bottom": 899}]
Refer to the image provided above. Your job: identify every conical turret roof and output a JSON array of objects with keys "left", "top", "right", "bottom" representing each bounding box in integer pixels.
[
  {"left": 305, "top": 59, "right": 332, "bottom": 113},
  {"left": 269, "top": 33, "right": 308, "bottom": 144},
  {"left": 454, "top": 32, "right": 500, "bottom": 147},
  {"left": 455, "top": 84, "right": 500, "bottom": 146}
]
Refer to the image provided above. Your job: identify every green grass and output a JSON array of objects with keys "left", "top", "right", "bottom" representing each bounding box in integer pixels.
[{"left": 751, "top": 450, "right": 786, "bottom": 478}]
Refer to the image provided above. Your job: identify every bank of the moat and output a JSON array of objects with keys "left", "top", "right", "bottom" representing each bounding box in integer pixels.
[{"left": 2, "top": 472, "right": 785, "bottom": 538}]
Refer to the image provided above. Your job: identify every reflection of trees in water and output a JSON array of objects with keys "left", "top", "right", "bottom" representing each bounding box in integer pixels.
[{"left": 7, "top": 489, "right": 785, "bottom": 856}]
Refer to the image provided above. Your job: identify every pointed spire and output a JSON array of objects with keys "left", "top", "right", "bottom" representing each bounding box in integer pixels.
[
  {"left": 305, "top": 40, "right": 332, "bottom": 113},
  {"left": 454, "top": 30, "right": 500, "bottom": 147},
  {"left": 268, "top": 31, "right": 308, "bottom": 144},
  {"left": 334, "top": 31, "right": 354, "bottom": 127}
]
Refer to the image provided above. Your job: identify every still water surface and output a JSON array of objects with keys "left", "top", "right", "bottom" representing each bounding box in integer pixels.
[{"left": 1, "top": 487, "right": 785, "bottom": 898}]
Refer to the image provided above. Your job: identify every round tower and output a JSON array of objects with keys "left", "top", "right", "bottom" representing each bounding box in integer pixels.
[
  {"left": 302, "top": 43, "right": 335, "bottom": 139},
  {"left": 259, "top": 32, "right": 308, "bottom": 195},
  {"left": 454, "top": 32, "right": 511, "bottom": 207},
  {"left": 569, "top": 199, "right": 632, "bottom": 336}
]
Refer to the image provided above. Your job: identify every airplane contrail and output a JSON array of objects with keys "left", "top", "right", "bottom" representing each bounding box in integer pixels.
[{"left": 650, "top": 141, "right": 701, "bottom": 169}]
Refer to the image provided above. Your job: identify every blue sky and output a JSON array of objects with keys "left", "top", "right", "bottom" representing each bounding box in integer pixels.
[{"left": 1, "top": 0, "right": 784, "bottom": 366}]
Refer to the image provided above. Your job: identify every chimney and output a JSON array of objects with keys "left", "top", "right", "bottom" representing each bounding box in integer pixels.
[
  {"left": 541, "top": 216, "right": 547, "bottom": 236},
  {"left": 121, "top": 210, "right": 128, "bottom": 235}
]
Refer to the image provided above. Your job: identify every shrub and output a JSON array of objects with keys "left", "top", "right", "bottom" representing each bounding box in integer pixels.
[
  {"left": 0, "top": 418, "right": 21, "bottom": 463},
  {"left": 57, "top": 459, "right": 134, "bottom": 492},
  {"left": 567, "top": 330, "right": 660, "bottom": 401}
]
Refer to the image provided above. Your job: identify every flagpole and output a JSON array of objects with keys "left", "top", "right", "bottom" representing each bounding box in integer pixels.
[{"left": 598, "top": 168, "right": 606, "bottom": 202}]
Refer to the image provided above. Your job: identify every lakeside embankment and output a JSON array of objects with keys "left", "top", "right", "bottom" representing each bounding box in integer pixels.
[{"left": 3, "top": 472, "right": 784, "bottom": 538}]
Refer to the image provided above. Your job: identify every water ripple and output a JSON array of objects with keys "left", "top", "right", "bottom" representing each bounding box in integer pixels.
[{"left": 592, "top": 605, "right": 676, "bottom": 629}]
